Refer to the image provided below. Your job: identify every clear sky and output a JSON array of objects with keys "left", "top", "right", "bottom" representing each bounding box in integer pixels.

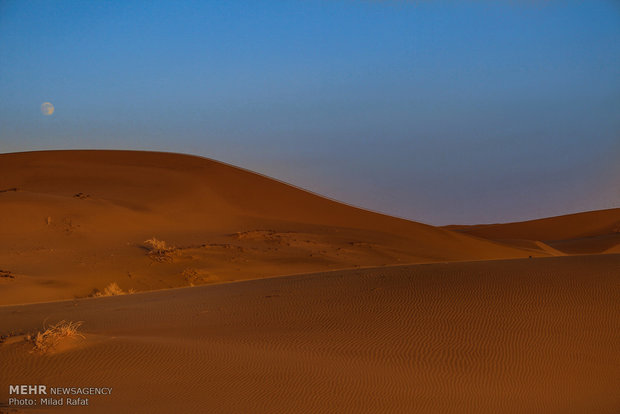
[{"left": 1, "top": 0, "right": 619, "bottom": 225}]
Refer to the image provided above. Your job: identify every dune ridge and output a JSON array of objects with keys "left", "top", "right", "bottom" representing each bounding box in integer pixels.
[
  {"left": 446, "top": 208, "right": 620, "bottom": 254},
  {"left": 0, "top": 150, "right": 542, "bottom": 305}
]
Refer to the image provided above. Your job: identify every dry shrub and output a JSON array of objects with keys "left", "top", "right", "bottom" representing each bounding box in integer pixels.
[
  {"left": 92, "top": 282, "right": 135, "bottom": 297},
  {"left": 233, "top": 230, "right": 279, "bottom": 242},
  {"left": 28, "top": 320, "right": 84, "bottom": 354},
  {"left": 181, "top": 268, "right": 208, "bottom": 286},
  {"left": 0, "top": 269, "right": 15, "bottom": 279},
  {"left": 144, "top": 237, "right": 175, "bottom": 262}
]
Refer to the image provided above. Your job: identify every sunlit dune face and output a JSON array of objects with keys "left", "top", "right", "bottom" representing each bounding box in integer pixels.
[{"left": 41, "top": 102, "right": 54, "bottom": 116}]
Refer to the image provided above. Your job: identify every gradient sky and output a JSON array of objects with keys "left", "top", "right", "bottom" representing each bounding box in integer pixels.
[{"left": 1, "top": 0, "right": 619, "bottom": 225}]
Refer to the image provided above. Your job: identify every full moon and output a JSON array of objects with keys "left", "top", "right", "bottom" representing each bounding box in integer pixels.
[{"left": 41, "top": 102, "right": 54, "bottom": 116}]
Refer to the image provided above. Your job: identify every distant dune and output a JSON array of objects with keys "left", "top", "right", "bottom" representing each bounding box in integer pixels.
[
  {"left": 446, "top": 208, "right": 620, "bottom": 255},
  {"left": 0, "top": 150, "right": 539, "bottom": 305}
]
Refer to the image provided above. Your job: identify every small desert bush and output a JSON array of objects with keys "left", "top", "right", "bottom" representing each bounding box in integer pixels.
[
  {"left": 144, "top": 237, "right": 175, "bottom": 261},
  {"left": 92, "top": 282, "right": 135, "bottom": 297},
  {"left": 28, "top": 320, "right": 84, "bottom": 354},
  {"left": 181, "top": 268, "right": 208, "bottom": 286}
]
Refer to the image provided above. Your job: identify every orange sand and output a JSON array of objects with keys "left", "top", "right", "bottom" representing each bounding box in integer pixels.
[
  {"left": 0, "top": 150, "right": 618, "bottom": 413},
  {"left": 0, "top": 150, "right": 542, "bottom": 306},
  {"left": 446, "top": 208, "right": 620, "bottom": 255},
  {"left": 1, "top": 256, "right": 618, "bottom": 413}
]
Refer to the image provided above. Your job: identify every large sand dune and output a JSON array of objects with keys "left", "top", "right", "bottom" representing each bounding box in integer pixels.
[
  {"left": 1, "top": 255, "right": 618, "bottom": 413},
  {"left": 0, "top": 150, "right": 540, "bottom": 305}
]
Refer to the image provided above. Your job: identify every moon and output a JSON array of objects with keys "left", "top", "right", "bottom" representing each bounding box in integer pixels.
[{"left": 41, "top": 102, "right": 55, "bottom": 116}]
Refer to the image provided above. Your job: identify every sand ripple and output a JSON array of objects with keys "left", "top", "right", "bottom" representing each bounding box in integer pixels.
[{"left": 1, "top": 255, "right": 618, "bottom": 413}]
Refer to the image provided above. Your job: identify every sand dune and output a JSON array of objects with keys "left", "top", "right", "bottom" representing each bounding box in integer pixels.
[
  {"left": 446, "top": 208, "right": 620, "bottom": 254},
  {"left": 0, "top": 150, "right": 540, "bottom": 305},
  {"left": 1, "top": 150, "right": 617, "bottom": 413},
  {"left": 1, "top": 255, "right": 618, "bottom": 413}
]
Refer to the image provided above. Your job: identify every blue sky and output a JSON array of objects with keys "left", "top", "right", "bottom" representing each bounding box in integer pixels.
[{"left": 1, "top": 0, "right": 619, "bottom": 224}]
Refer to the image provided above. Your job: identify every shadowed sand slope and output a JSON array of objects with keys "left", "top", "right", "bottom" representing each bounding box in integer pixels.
[
  {"left": 446, "top": 208, "right": 620, "bottom": 255},
  {"left": 0, "top": 150, "right": 538, "bottom": 305},
  {"left": 1, "top": 255, "right": 618, "bottom": 414}
]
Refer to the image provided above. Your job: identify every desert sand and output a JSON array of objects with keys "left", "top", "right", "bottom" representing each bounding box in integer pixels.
[
  {"left": 0, "top": 150, "right": 551, "bottom": 306},
  {"left": 446, "top": 208, "right": 620, "bottom": 255},
  {"left": 0, "top": 150, "right": 618, "bottom": 413}
]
